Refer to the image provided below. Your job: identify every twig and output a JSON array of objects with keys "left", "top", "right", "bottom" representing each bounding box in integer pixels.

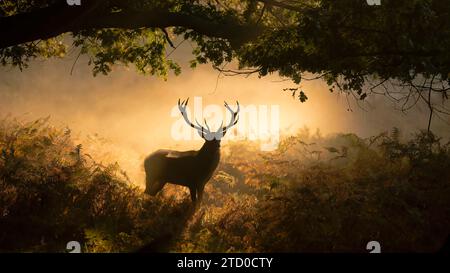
[
  {"left": 70, "top": 49, "right": 82, "bottom": 75},
  {"left": 161, "top": 28, "right": 175, "bottom": 48}
]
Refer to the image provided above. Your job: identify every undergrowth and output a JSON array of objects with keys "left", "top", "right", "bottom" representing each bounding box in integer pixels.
[{"left": 0, "top": 119, "right": 449, "bottom": 252}]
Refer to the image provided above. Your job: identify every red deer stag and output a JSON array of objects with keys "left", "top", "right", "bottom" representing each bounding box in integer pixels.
[{"left": 144, "top": 98, "right": 240, "bottom": 203}]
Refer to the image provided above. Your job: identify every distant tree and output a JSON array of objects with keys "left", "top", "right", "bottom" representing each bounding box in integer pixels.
[{"left": 1, "top": 0, "right": 449, "bottom": 128}]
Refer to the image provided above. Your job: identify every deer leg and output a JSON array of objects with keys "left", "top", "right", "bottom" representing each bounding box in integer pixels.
[
  {"left": 197, "top": 184, "right": 205, "bottom": 203},
  {"left": 188, "top": 187, "right": 197, "bottom": 203},
  {"left": 145, "top": 178, "right": 165, "bottom": 196}
]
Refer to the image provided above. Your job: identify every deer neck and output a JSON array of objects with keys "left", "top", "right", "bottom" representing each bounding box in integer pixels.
[{"left": 198, "top": 141, "right": 221, "bottom": 160}]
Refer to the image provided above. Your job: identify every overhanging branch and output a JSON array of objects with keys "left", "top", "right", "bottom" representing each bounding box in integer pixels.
[{"left": 0, "top": 2, "right": 265, "bottom": 49}]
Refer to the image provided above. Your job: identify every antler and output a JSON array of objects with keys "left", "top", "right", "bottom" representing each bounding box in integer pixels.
[
  {"left": 178, "top": 98, "right": 209, "bottom": 136},
  {"left": 220, "top": 101, "right": 240, "bottom": 136},
  {"left": 178, "top": 98, "right": 240, "bottom": 140}
]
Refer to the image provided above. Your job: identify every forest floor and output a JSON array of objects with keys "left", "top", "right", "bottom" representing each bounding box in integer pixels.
[{"left": 0, "top": 118, "right": 449, "bottom": 252}]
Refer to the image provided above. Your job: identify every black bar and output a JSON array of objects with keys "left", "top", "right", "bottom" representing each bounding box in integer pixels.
[{"left": 0, "top": 253, "right": 447, "bottom": 272}]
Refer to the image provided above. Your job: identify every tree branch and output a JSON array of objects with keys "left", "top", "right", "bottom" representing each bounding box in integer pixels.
[
  {"left": 0, "top": 2, "right": 265, "bottom": 49},
  {"left": 256, "top": 0, "right": 306, "bottom": 12}
]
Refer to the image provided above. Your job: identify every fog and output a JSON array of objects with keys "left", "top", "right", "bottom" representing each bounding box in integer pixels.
[{"left": 0, "top": 44, "right": 448, "bottom": 186}]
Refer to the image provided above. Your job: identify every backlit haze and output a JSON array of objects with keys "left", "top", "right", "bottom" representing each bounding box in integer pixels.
[{"left": 0, "top": 43, "right": 448, "bottom": 186}]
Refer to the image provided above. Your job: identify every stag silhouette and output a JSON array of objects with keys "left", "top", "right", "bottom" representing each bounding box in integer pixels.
[{"left": 144, "top": 98, "right": 240, "bottom": 203}]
